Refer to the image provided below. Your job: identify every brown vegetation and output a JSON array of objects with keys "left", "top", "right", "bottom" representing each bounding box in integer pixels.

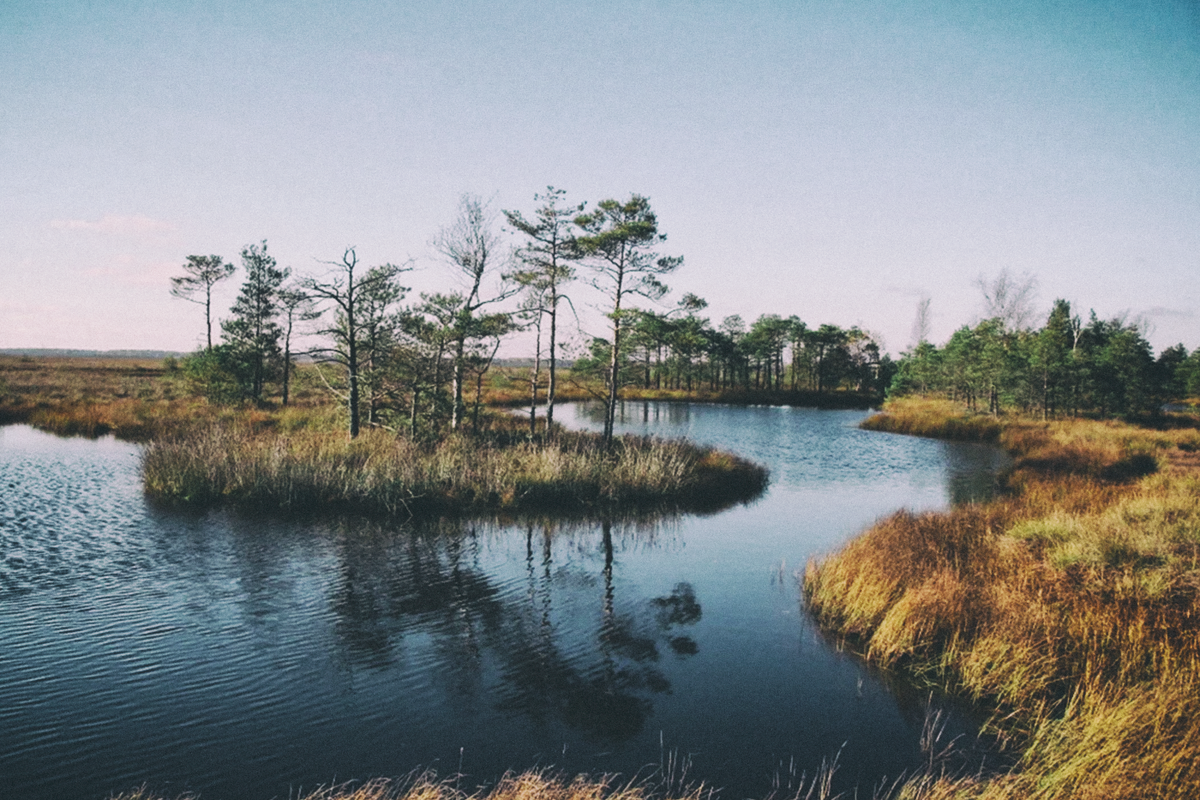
[
  {"left": 0, "top": 355, "right": 329, "bottom": 440},
  {"left": 807, "top": 398, "right": 1200, "bottom": 799},
  {"left": 0, "top": 356, "right": 180, "bottom": 436},
  {"left": 0, "top": 356, "right": 767, "bottom": 519},
  {"left": 141, "top": 421, "right": 768, "bottom": 517},
  {"left": 110, "top": 771, "right": 721, "bottom": 800}
]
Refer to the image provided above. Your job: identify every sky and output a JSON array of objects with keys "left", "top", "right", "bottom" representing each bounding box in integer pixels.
[{"left": 2, "top": 0, "right": 1198, "bottom": 357}]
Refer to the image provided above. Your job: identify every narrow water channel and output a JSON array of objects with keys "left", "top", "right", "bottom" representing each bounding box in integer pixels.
[{"left": 0, "top": 404, "right": 1007, "bottom": 800}]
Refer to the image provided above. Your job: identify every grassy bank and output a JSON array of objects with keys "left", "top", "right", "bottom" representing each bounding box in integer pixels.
[
  {"left": 617, "top": 386, "right": 877, "bottom": 409},
  {"left": 142, "top": 423, "right": 768, "bottom": 517},
  {"left": 806, "top": 398, "right": 1200, "bottom": 799},
  {"left": 0, "top": 355, "right": 188, "bottom": 439}
]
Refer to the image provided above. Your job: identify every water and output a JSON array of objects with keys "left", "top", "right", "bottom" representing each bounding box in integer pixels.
[{"left": 0, "top": 404, "right": 1008, "bottom": 800}]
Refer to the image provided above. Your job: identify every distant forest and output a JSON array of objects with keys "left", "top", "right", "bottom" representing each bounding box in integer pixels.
[{"left": 890, "top": 298, "right": 1200, "bottom": 418}]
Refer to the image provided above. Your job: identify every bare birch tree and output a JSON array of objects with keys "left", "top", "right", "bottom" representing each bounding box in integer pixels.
[
  {"left": 978, "top": 269, "right": 1039, "bottom": 331},
  {"left": 910, "top": 295, "right": 932, "bottom": 348},
  {"left": 432, "top": 194, "right": 518, "bottom": 431}
]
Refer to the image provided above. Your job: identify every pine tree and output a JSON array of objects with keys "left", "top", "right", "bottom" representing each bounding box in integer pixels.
[{"left": 222, "top": 240, "right": 289, "bottom": 402}]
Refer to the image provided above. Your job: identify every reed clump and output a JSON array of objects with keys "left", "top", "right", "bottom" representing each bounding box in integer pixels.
[
  {"left": 860, "top": 398, "right": 1004, "bottom": 443},
  {"left": 142, "top": 424, "right": 768, "bottom": 517},
  {"left": 806, "top": 398, "right": 1200, "bottom": 799}
]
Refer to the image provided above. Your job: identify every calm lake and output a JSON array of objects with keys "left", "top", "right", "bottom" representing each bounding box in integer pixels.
[{"left": 0, "top": 403, "right": 1008, "bottom": 800}]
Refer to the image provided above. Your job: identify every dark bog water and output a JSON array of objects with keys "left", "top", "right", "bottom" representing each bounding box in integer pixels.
[{"left": 0, "top": 404, "right": 1008, "bottom": 800}]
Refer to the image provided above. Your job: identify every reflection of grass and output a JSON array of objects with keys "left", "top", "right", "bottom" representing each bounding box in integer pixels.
[
  {"left": 142, "top": 422, "right": 768, "bottom": 517},
  {"left": 806, "top": 398, "right": 1200, "bottom": 799}
]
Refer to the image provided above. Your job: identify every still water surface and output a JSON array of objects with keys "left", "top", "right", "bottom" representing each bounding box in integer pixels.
[{"left": 0, "top": 403, "right": 1007, "bottom": 799}]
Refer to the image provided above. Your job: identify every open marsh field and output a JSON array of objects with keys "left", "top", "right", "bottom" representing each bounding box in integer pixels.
[{"left": 0, "top": 401, "right": 1008, "bottom": 800}]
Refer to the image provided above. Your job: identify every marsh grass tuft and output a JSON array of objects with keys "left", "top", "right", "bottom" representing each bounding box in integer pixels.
[{"left": 3, "top": 356, "right": 768, "bottom": 516}]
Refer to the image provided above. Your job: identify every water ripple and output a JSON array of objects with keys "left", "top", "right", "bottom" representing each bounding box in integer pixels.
[{"left": 0, "top": 418, "right": 1002, "bottom": 800}]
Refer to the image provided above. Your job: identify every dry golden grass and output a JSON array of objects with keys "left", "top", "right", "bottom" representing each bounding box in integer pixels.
[
  {"left": 141, "top": 422, "right": 768, "bottom": 517},
  {"left": 109, "top": 771, "right": 719, "bottom": 800},
  {"left": 0, "top": 356, "right": 185, "bottom": 438},
  {"left": 0, "top": 355, "right": 177, "bottom": 402},
  {"left": 860, "top": 398, "right": 1004, "bottom": 443},
  {"left": 894, "top": 679, "right": 1200, "bottom": 800},
  {"left": 106, "top": 762, "right": 870, "bottom": 800},
  {"left": 807, "top": 398, "right": 1200, "bottom": 799},
  {"left": 0, "top": 355, "right": 330, "bottom": 440},
  {"left": 475, "top": 367, "right": 600, "bottom": 407}
]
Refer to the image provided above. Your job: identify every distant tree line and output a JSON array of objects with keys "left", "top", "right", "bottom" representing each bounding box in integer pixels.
[
  {"left": 890, "top": 297, "right": 1200, "bottom": 418},
  {"left": 165, "top": 190, "right": 927, "bottom": 442},
  {"left": 572, "top": 305, "right": 890, "bottom": 399}
]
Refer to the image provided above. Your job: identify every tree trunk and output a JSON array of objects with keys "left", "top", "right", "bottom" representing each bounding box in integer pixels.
[
  {"left": 603, "top": 285, "right": 623, "bottom": 444},
  {"left": 205, "top": 288, "right": 214, "bottom": 352},
  {"left": 282, "top": 340, "right": 291, "bottom": 407},
  {"left": 451, "top": 337, "right": 465, "bottom": 431},
  {"left": 529, "top": 326, "right": 542, "bottom": 437},
  {"left": 409, "top": 388, "right": 419, "bottom": 439},
  {"left": 546, "top": 296, "right": 558, "bottom": 432},
  {"left": 347, "top": 301, "right": 359, "bottom": 438}
]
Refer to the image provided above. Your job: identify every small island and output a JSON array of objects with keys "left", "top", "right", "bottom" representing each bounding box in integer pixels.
[{"left": 141, "top": 422, "right": 768, "bottom": 518}]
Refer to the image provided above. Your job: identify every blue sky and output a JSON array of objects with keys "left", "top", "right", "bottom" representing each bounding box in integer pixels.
[{"left": 2, "top": 0, "right": 1198, "bottom": 355}]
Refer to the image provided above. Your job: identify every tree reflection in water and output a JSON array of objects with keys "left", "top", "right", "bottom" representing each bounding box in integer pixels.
[{"left": 325, "top": 515, "right": 700, "bottom": 743}]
